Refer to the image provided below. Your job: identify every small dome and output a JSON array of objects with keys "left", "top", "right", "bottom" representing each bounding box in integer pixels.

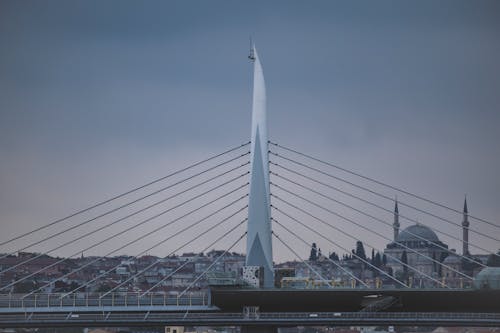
[
  {"left": 443, "top": 254, "right": 461, "bottom": 265},
  {"left": 474, "top": 267, "right": 500, "bottom": 290},
  {"left": 396, "top": 224, "right": 439, "bottom": 243}
]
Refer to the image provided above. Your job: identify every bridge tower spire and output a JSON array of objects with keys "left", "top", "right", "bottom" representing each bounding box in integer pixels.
[{"left": 246, "top": 44, "right": 274, "bottom": 288}]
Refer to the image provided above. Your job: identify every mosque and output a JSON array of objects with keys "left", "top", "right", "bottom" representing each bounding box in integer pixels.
[{"left": 383, "top": 199, "right": 473, "bottom": 287}]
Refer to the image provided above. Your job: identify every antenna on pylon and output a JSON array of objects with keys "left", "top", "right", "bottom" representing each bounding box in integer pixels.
[{"left": 248, "top": 36, "right": 255, "bottom": 61}]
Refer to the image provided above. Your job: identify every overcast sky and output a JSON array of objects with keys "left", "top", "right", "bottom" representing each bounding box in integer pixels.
[{"left": 1, "top": 0, "right": 499, "bottom": 263}]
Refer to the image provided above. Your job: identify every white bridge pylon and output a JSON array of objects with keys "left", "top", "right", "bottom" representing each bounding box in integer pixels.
[{"left": 246, "top": 45, "right": 274, "bottom": 288}]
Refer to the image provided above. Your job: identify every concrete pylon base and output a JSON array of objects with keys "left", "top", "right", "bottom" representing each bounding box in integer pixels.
[{"left": 241, "top": 325, "right": 278, "bottom": 333}]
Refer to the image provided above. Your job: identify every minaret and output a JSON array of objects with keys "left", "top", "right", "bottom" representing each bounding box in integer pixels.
[
  {"left": 246, "top": 45, "right": 274, "bottom": 288},
  {"left": 393, "top": 199, "right": 400, "bottom": 241},
  {"left": 462, "top": 197, "right": 469, "bottom": 256}
]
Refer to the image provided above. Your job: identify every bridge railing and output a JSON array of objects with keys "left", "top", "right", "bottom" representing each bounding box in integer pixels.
[
  {"left": 254, "top": 311, "right": 500, "bottom": 320},
  {"left": 0, "top": 292, "right": 209, "bottom": 309}
]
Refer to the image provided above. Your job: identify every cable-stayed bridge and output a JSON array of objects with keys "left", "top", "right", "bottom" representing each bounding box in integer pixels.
[
  {"left": 1, "top": 47, "right": 499, "bottom": 329},
  {"left": 0, "top": 140, "right": 499, "bottom": 329}
]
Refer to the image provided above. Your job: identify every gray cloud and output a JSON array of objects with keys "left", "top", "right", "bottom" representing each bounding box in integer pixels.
[{"left": 1, "top": 0, "right": 499, "bottom": 262}]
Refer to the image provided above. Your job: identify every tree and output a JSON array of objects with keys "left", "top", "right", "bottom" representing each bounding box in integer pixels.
[
  {"left": 14, "top": 281, "right": 38, "bottom": 293},
  {"left": 401, "top": 250, "right": 408, "bottom": 275},
  {"left": 395, "top": 250, "right": 409, "bottom": 284},
  {"left": 96, "top": 283, "right": 112, "bottom": 292},
  {"left": 439, "top": 252, "right": 448, "bottom": 277},
  {"left": 382, "top": 254, "right": 387, "bottom": 265},
  {"left": 374, "top": 252, "right": 382, "bottom": 268},
  {"left": 309, "top": 243, "right": 318, "bottom": 261},
  {"left": 355, "top": 241, "right": 367, "bottom": 261},
  {"left": 69, "top": 281, "right": 81, "bottom": 291},
  {"left": 329, "top": 251, "right": 339, "bottom": 261}
]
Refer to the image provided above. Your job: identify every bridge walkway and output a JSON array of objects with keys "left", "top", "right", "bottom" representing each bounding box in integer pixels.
[{"left": 0, "top": 292, "right": 212, "bottom": 313}]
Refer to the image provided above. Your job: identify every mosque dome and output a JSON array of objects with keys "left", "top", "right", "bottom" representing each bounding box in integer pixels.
[
  {"left": 396, "top": 224, "right": 440, "bottom": 243},
  {"left": 474, "top": 267, "right": 500, "bottom": 290}
]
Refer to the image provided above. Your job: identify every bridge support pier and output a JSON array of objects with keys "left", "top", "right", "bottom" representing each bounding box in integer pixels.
[{"left": 241, "top": 326, "right": 277, "bottom": 333}]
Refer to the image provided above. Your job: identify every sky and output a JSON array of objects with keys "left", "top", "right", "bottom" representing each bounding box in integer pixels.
[{"left": 0, "top": 0, "right": 499, "bottom": 263}]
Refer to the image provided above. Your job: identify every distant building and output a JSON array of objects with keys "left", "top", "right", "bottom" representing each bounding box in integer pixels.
[
  {"left": 384, "top": 200, "right": 449, "bottom": 286},
  {"left": 474, "top": 267, "right": 500, "bottom": 290},
  {"left": 383, "top": 198, "right": 482, "bottom": 288},
  {"left": 274, "top": 267, "right": 295, "bottom": 288},
  {"left": 441, "top": 251, "right": 463, "bottom": 288}
]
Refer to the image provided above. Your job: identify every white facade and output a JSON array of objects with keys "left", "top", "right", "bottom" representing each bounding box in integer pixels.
[{"left": 246, "top": 46, "right": 274, "bottom": 288}]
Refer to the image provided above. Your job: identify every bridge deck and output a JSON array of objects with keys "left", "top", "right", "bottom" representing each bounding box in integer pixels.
[
  {"left": 2, "top": 289, "right": 500, "bottom": 328},
  {"left": 211, "top": 287, "right": 500, "bottom": 313}
]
